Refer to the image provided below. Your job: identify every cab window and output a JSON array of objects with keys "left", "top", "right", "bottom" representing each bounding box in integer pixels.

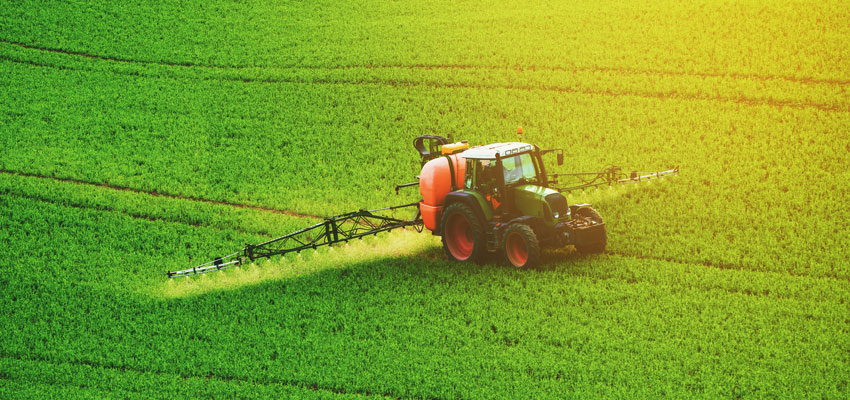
[
  {"left": 475, "top": 159, "right": 498, "bottom": 189},
  {"left": 502, "top": 153, "right": 537, "bottom": 185}
]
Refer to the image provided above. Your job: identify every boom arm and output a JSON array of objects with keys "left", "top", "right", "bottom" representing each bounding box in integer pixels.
[
  {"left": 167, "top": 202, "right": 423, "bottom": 278},
  {"left": 551, "top": 165, "right": 679, "bottom": 193}
]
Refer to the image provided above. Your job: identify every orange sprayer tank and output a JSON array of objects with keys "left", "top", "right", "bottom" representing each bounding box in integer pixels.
[{"left": 419, "top": 154, "right": 466, "bottom": 231}]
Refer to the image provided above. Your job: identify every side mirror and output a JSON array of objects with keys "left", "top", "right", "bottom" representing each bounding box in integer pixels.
[{"left": 557, "top": 151, "right": 564, "bottom": 166}]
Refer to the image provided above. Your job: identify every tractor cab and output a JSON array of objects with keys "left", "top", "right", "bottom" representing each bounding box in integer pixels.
[
  {"left": 460, "top": 142, "right": 559, "bottom": 219},
  {"left": 463, "top": 142, "right": 543, "bottom": 188}
]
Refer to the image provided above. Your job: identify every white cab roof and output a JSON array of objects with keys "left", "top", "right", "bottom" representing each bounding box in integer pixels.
[{"left": 460, "top": 142, "right": 535, "bottom": 160}]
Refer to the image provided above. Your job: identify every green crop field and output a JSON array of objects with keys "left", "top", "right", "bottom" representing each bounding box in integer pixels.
[{"left": 1, "top": 0, "right": 849, "bottom": 398}]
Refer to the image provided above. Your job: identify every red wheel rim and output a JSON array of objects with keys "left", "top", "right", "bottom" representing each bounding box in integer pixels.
[
  {"left": 446, "top": 212, "right": 474, "bottom": 260},
  {"left": 505, "top": 232, "right": 528, "bottom": 267}
]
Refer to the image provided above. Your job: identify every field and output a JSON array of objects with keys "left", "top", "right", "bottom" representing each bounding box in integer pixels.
[{"left": 1, "top": 0, "right": 849, "bottom": 398}]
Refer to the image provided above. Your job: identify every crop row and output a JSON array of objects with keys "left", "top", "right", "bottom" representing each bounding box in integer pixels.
[
  {"left": 2, "top": 195, "right": 848, "bottom": 398},
  {"left": 2, "top": 0, "right": 848, "bottom": 81}
]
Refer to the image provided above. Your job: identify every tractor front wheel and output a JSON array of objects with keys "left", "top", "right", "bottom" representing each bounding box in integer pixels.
[
  {"left": 502, "top": 223, "right": 540, "bottom": 269},
  {"left": 441, "top": 202, "right": 486, "bottom": 263}
]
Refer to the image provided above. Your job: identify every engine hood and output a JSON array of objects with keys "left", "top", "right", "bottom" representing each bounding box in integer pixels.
[
  {"left": 512, "top": 184, "right": 559, "bottom": 198},
  {"left": 511, "top": 184, "right": 567, "bottom": 221}
]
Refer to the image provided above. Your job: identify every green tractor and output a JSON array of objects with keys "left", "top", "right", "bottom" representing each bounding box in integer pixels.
[
  {"left": 415, "top": 135, "right": 607, "bottom": 268},
  {"left": 169, "top": 132, "right": 676, "bottom": 278}
]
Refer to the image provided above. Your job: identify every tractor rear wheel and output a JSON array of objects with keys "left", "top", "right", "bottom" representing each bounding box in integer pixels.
[
  {"left": 502, "top": 223, "right": 540, "bottom": 269},
  {"left": 441, "top": 202, "right": 486, "bottom": 263},
  {"left": 575, "top": 207, "right": 607, "bottom": 254}
]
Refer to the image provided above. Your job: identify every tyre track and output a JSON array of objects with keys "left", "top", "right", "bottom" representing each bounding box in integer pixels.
[
  {"left": 0, "top": 352, "right": 420, "bottom": 400},
  {"left": 558, "top": 256, "right": 846, "bottom": 304},
  {"left": 3, "top": 38, "right": 848, "bottom": 87},
  {"left": 0, "top": 376, "right": 142, "bottom": 397},
  {"left": 0, "top": 169, "right": 325, "bottom": 221},
  {"left": 0, "top": 38, "right": 210, "bottom": 69},
  {"left": 3, "top": 55, "right": 847, "bottom": 114},
  {"left": 605, "top": 250, "right": 850, "bottom": 284},
  {"left": 2, "top": 191, "right": 276, "bottom": 239}
]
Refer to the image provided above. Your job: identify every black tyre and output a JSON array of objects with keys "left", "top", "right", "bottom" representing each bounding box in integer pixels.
[
  {"left": 501, "top": 223, "right": 540, "bottom": 269},
  {"left": 441, "top": 202, "right": 486, "bottom": 263},
  {"left": 575, "top": 207, "right": 607, "bottom": 254}
]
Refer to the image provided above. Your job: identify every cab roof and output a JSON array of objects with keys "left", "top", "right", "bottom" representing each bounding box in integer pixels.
[{"left": 460, "top": 142, "right": 535, "bottom": 160}]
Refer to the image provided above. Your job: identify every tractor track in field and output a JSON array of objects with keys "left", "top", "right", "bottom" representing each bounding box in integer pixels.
[
  {"left": 3, "top": 48, "right": 848, "bottom": 114},
  {"left": 0, "top": 375, "right": 143, "bottom": 397},
  {"left": 3, "top": 191, "right": 277, "bottom": 239},
  {"left": 604, "top": 250, "right": 850, "bottom": 285},
  {"left": 3, "top": 38, "right": 848, "bottom": 87},
  {"left": 0, "top": 169, "right": 325, "bottom": 221},
  {"left": 0, "top": 38, "right": 213, "bottom": 69},
  {"left": 0, "top": 352, "right": 426, "bottom": 400}
]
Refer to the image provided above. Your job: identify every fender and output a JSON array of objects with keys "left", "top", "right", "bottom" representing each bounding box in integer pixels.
[
  {"left": 501, "top": 215, "right": 545, "bottom": 233},
  {"left": 501, "top": 215, "right": 554, "bottom": 246},
  {"left": 569, "top": 203, "right": 593, "bottom": 218},
  {"left": 439, "top": 191, "right": 492, "bottom": 235}
]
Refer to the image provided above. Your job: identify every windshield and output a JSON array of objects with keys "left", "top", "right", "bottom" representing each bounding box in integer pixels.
[{"left": 502, "top": 153, "right": 538, "bottom": 185}]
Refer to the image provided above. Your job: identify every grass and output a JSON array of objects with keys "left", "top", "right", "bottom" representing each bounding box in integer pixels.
[{"left": 1, "top": 0, "right": 849, "bottom": 398}]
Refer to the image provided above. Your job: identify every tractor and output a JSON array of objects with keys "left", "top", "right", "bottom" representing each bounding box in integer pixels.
[
  {"left": 168, "top": 131, "right": 677, "bottom": 277},
  {"left": 414, "top": 135, "right": 606, "bottom": 268}
]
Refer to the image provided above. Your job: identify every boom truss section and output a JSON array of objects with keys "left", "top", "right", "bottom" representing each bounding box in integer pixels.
[
  {"left": 551, "top": 166, "right": 679, "bottom": 193},
  {"left": 167, "top": 203, "right": 422, "bottom": 278}
]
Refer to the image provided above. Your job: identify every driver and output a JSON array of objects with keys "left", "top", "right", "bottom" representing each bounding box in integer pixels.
[
  {"left": 478, "top": 160, "right": 502, "bottom": 210},
  {"left": 477, "top": 160, "right": 497, "bottom": 187}
]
